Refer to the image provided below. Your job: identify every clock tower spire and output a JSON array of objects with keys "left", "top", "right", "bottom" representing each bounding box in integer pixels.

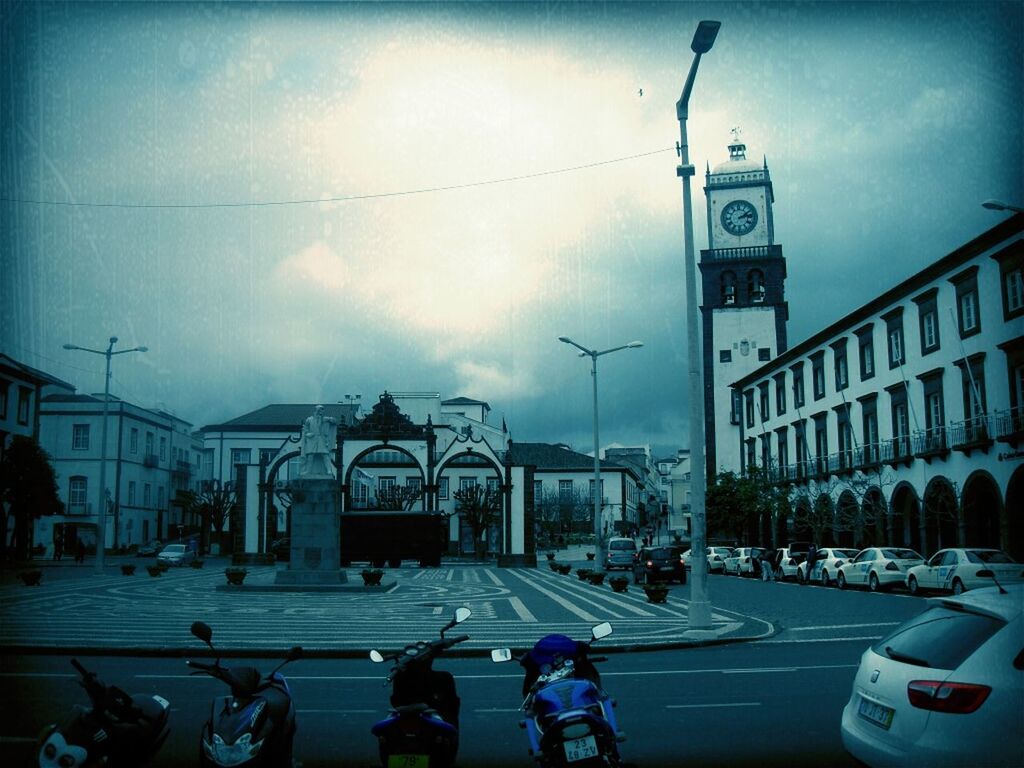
[{"left": 699, "top": 130, "right": 789, "bottom": 479}]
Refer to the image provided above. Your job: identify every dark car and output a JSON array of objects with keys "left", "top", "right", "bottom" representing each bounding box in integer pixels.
[
  {"left": 271, "top": 537, "right": 290, "bottom": 562},
  {"left": 136, "top": 540, "right": 162, "bottom": 557},
  {"left": 633, "top": 546, "right": 687, "bottom": 584}
]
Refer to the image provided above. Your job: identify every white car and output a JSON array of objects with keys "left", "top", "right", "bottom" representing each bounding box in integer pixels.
[
  {"left": 774, "top": 547, "right": 804, "bottom": 581},
  {"left": 681, "top": 546, "right": 731, "bottom": 573},
  {"left": 837, "top": 547, "right": 924, "bottom": 592},
  {"left": 157, "top": 543, "right": 196, "bottom": 567},
  {"left": 723, "top": 547, "right": 761, "bottom": 576},
  {"left": 841, "top": 584, "right": 1024, "bottom": 767},
  {"left": 905, "top": 548, "right": 1024, "bottom": 596},
  {"left": 798, "top": 547, "right": 860, "bottom": 586}
]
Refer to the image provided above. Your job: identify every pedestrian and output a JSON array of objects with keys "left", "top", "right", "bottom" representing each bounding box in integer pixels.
[
  {"left": 53, "top": 537, "right": 63, "bottom": 561},
  {"left": 74, "top": 538, "right": 85, "bottom": 564},
  {"left": 804, "top": 542, "right": 817, "bottom": 585},
  {"left": 760, "top": 547, "right": 776, "bottom": 582}
]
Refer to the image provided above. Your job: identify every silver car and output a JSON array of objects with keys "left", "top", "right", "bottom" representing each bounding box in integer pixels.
[
  {"left": 157, "top": 543, "right": 196, "bottom": 567},
  {"left": 604, "top": 537, "right": 638, "bottom": 570}
]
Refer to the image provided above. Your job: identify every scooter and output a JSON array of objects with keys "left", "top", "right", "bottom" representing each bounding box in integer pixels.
[
  {"left": 187, "top": 621, "right": 302, "bottom": 767},
  {"left": 369, "top": 607, "right": 471, "bottom": 768},
  {"left": 492, "top": 622, "right": 624, "bottom": 768},
  {"left": 37, "top": 657, "right": 170, "bottom": 768}
]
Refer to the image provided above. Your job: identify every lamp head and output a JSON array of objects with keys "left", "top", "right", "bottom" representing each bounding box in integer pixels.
[
  {"left": 691, "top": 20, "right": 721, "bottom": 54},
  {"left": 558, "top": 336, "right": 572, "bottom": 343},
  {"left": 137, "top": 346, "right": 148, "bottom": 353},
  {"left": 982, "top": 199, "right": 1006, "bottom": 211},
  {"left": 627, "top": 341, "right": 644, "bottom": 348},
  {"left": 62, "top": 344, "right": 76, "bottom": 350},
  {"left": 109, "top": 336, "right": 118, "bottom": 344}
]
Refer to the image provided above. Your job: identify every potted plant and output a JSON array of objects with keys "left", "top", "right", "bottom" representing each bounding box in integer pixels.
[
  {"left": 642, "top": 582, "right": 669, "bottom": 604},
  {"left": 361, "top": 568, "right": 384, "bottom": 586},
  {"left": 585, "top": 551, "right": 596, "bottom": 561},
  {"left": 146, "top": 565, "right": 163, "bottom": 577},
  {"left": 190, "top": 559, "right": 204, "bottom": 569},
  {"left": 545, "top": 552, "right": 556, "bottom": 561},
  {"left": 156, "top": 559, "right": 170, "bottom": 572},
  {"left": 19, "top": 570, "right": 42, "bottom": 586},
  {"left": 548, "top": 561, "right": 561, "bottom": 572},
  {"left": 120, "top": 564, "right": 136, "bottom": 576},
  {"left": 575, "top": 568, "right": 593, "bottom": 581},
  {"left": 609, "top": 575, "right": 629, "bottom": 593},
  {"left": 557, "top": 564, "right": 572, "bottom": 575},
  {"left": 224, "top": 567, "right": 247, "bottom": 585},
  {"left": 586, "top": 571, "right": 606, "bottom": 586}
]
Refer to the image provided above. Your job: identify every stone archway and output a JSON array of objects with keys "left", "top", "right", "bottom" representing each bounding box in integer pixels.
[
  {"left": 436, "top": 450, "right": 506, "bottom": 557},
  {"left": 889, "top": 482, "right": 921, "bottom": 551},
  {"left": 263, "top": 449, "right": 300, "bottom": 545},
  {"left": 835, "top": 490, "right": 858, "bottom": 547},
  {"left": 922, "top": 476, "right": 959, "bottom": 553},
  {"left": 861, "top": 486, "right": 886, "bottom": 547},
  {"left": 1005, "top": 466, "right": 1024, "bottom": 561},
  {"left": 793, "top": 496, "right": 812, "bottom": 540},
  {"left": 343, "top": 444, "right": 427, "bottom": 511},
  {"left": 961, "top": 471, "right": 1003, "bottom": 549}
]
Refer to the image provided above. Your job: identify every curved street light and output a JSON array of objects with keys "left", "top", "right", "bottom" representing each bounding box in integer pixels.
[
  {"left": 558, "top": 336, "right": 643, "bottom": 570},
  {"left": 982, "top": 199, "right": 1024, "bottom": 214},
  {"left": 63, "top": 336, "right": 147, "bottom": 574}
]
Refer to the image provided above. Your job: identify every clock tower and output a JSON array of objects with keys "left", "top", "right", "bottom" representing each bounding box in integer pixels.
[{"left": 699, "top": 130, "right": 788, "bottom": 478}]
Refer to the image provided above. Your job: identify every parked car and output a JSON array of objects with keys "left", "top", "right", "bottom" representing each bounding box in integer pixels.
[
  {"left": 156, "top": 543, "right": 196, "bottom": 567},
  {"left": 632, "top": 545, "right": 687, "bottom": 584},
  {"left": 680, "top": 546, "right": 731, "bottom": 573},
  {"left": 905, "top": 548, "right": 1024, "bottom": 596},
  {"left": 837, "top": 547, "right": 925, "bottom": 592},
  {"left": 604, "top": 537, "right": 638, "bottom": 570},
  {"left": 136, "top": 539, "right": 162, "bottom": 557},
  {"left": 271, "top": 537, "right": 291, "bottom": 562},
  {"left": 841, "top": 584, "right": 1024, "bottom": 767},
  {"left": 723, "top": 547, "right": 767, "bottom": 577},
  {"left": 773, "top": 547, "right": 803, "bottom": 580},
  {"left": 798, "top": 547, "right": 860, "bottom": 586}
]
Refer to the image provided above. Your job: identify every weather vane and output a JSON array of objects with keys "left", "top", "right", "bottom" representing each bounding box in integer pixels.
[{"left": 730, "top": 126, "right": 742, "bottom": 143}]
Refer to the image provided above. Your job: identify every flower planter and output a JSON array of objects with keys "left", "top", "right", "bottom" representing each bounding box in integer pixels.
[
  {"left": 190, "top": 559, "right": 204, "bottom": 569},
  {"left": 224, "top": 567, "right": 248, "bottom": 585},
  {"left": 545, "top": 552, "right": 556, "bottom": 561},
  {"left": 156, "top": 560, "right": 170, "bottom": 571},
  {"left": 548, "top": 561, "right": 561, "bottom": 572},
  {"left": 586, "top": 571, "right": 606, "bottom": 586},
  {"left": 643, "top": 583, "right": 669, "bottom": 604},
  {"left": 575, "top": 568, "right": 593, "bottom": 581},
  {"left": 120, "top": 564, "right": 136, "bottom": 576},
  {"left": 585, "top": 552, "right": 596, "bottom": 561},
  {"left": 361, "top": 568, "right": 384, "bottom": 586},
  {"left": 556, "top": 564, "right": 572, "bottom": 575},
  {"left": 609, "top": 576, "right": 629, "bottom": 593},
  {"left": 19, "top": 570, "right": 42, "bottom": 586},
  {"left": 146, "top": 565, "right": 163, "bottom": 578}
]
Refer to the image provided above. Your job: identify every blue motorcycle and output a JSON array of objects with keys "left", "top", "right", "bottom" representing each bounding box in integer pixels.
[
  {"left": 187, "top": 621, "right": 302, "bottom": 767},
  {"left": 369, "top": 607, "right": 471, "bottom": 768},
  {"left": 492, "top": 622, "right": 624, "bottom": 767}
]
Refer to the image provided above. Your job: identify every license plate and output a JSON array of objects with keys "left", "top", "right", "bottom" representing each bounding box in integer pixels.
[
  {"left": 387, "top": 755, "right": 429, "bottom": 768},
  {"left": 858, "top": 695, "right": 894, "bottom": 730},
  {"left": 564, "top": 735, "right": 599, "bottom": 762}
]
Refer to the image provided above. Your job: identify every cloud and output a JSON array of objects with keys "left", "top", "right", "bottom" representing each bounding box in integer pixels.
[
  {"left": 273, "top": 241, "right": 350, "bottom": 291},
  {"left": 454, "top": 360, "right": 539, "bottom": 401}
]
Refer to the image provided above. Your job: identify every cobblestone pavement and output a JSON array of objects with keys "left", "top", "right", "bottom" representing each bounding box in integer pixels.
[{"left": 0, "top": 559, "right": 772, "bottom": 654}]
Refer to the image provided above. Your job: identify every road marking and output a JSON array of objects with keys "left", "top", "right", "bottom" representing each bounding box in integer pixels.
[
  {"left": 667, "top": 702, "right": 761, "bottom": 709},
  {"left": 297, "top": 708, "right": 376, "bottom": 714},
  {"left": 789, "top": 623, "right": 898, "bottom": 631},
  {"left": 760, "top": 636, "right": 882, "bottom": 644},
  {"left": 508, "top": 596, "right": 538, "bottom": 623},
  {"left": 484, "top": 570, "right": 505, "bottom": 587},
  {"left": 722, "top": 667, "right": 797, "bottom": 674},
  {"left": 503, "top": 570, "right": 600, "bottom": 622}
]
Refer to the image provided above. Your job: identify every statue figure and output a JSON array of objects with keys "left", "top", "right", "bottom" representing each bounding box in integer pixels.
[{"left": 299, "top": 405, "right": 338, "bottom": 478}]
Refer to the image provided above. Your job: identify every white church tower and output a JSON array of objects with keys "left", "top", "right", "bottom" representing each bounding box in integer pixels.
[{"left": 699, "top": 130, "right": 789, "bottom": 478}]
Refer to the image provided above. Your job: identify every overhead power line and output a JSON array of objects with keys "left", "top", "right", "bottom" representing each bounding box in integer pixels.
[{"left": 1, "top": 147, "right": 675, "bottom": 210}]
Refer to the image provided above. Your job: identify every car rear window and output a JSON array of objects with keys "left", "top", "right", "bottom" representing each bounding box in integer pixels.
[
  {"left": 609, "top": 540, "right": 636, "bottom": 551},
  {"left": 881, "top": 548, "right": 920, "bottom": 560},
  {"left": 648, "top": 547, "right": 672, "bottom": 559},
  {"left": 966, "top": 550, "right": 1016, "bottom": 564},
  {"left": 872, "top": 605, "right": 1006, "bottom": 670}
]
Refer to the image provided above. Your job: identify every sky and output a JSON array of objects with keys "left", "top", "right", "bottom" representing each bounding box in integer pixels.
[{"left": 2, "top": 1, "right": 1022, "bottom": 461}]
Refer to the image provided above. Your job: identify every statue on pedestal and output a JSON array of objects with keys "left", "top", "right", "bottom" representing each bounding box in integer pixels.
[{"left": 299, "top": 405, "right": 338, "bottom": 478}]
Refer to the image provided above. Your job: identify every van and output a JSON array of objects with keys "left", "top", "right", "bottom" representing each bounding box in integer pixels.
[{"left": 604, "top": 537, "right": 638, "bottom": 570}]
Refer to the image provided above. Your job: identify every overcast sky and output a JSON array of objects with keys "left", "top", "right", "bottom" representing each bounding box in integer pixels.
[{"left": 2, "top": 1, "right": 1021, "bottom": 460}]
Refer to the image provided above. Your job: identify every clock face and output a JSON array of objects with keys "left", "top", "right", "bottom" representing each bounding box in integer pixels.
[{"left": 721, "top": 199, "right": 758, "bottom": 236}]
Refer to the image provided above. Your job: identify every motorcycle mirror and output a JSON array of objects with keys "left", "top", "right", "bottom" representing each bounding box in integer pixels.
[
  {"left": 454, "top": 607, "right": 471, "bottom": 624},
  {"left": 369, "top": 650, "right": 385, "bottom": 663},
  {"left": 190, "top": 621, "right": 213, "bottom": 645},
  {"left": 591, "top": 622, "right": 613, "bottom": 641},
  {"left": 490, "top": 648, "right": 513, "bottom": 663}
]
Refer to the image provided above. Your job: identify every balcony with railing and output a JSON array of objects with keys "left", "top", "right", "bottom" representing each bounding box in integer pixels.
[
  {"left": 949, "top": 415, "right": 994, "bottom": 455},
  {"left": 913, "top": 427, "right": 949, "bottom": 462},
  {"left": 702, "top": 244, "right": 784, "bottom": 263},
  {"left": 852, "top": 442, "right": 883, "bottom": 471},
  {"left": 881, "top": 436, "right": 914, "bottom": 468},
  {"left": 143, "top": 453, "right": 159, "bottom": 468},
  {"left": 172, "top": 459, "right": 192, "bottom": 479},
  {"left": 994, "top": 406, "right": 1023, "bottom": 446}
]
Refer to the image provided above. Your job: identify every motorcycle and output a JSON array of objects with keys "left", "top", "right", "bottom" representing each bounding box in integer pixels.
[
  {"left": 187, "top": 621, "right": 302, "bottom": 767},
  {"left": 37, "top": 657, "right": 170, "bottom": 768},
  {"left": 369, "top": 606, "right": 471, "bottom": 768},
  {"left": 492, "top": 622, "right": 624, "bottom": 767}
]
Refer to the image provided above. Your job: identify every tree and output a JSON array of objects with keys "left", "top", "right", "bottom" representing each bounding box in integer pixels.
[
  {"left": 534, "top": 486, "right": 593, "bottom": 544},
  {"left": 0, "top": 435, "right": 63, "bottom": 561},
  {"left": 173, "top": 479, "right": 236, "bottom": 554},
  {"left": 377, "top": 485, "right": 422, "bottom": 511},
  {"left": 453, "top": 484, "right": 502, "bottom": 559}
]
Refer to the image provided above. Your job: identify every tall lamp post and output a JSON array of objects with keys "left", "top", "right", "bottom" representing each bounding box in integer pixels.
[
  {"left": 558, "top": 336, "right": 643, "bottom": 570},
  {"left": 63, "top": 337, "right": 147, "bottom": 574},
  {"left": 676, "top": 19, "right": 720, "bottom": 631},
  {"left": 982, "top": 199, "right": 1024, "bottom": 214}
]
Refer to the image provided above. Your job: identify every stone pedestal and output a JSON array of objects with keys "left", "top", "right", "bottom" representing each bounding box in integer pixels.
[{"left": 274, "top": 478, "right": 348, "bottom": 586}]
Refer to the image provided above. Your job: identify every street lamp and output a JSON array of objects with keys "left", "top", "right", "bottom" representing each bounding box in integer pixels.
[
  {"left": 982, "top": 199, "right": 1024, "bottom": 213},
  {"left": 675, "top": 20, "right": 720, "bottom": 631},
  {"left": 63, "top": 336, "right": 147, "bottom": 574},
  {"left": 559, "top": 336, "right": 643, "bottom": 570}
]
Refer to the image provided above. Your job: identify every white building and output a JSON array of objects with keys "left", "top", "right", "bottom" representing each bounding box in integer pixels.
[
  {"left": 656, "top": 449, "right": 693, "bottom": 540},
  {"left": 728, "top": 213, "right": 1023, "bottom": 558}
]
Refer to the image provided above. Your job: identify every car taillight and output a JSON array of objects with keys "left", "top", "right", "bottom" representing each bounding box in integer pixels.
[
  {"left": 885, "top": 561, "right": 899, "bottom": 571},
  {"left": 907, "top": 680, "right": 991, "bottom": 714},
  {"left": 646, "top": 560, "right": 654, "bottom": 567}
]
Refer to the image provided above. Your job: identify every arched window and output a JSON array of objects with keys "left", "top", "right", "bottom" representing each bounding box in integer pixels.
[
  {"left": 748, "top": 269, "right": 765, "bottom": 303},
  {"left": 721, "top": 271, "right": 737, "bottom": 305}
]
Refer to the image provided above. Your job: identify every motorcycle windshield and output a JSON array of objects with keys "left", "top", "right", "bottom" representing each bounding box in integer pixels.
[{"left": 526, "top": 635, "right": 580, "bottom": 668}]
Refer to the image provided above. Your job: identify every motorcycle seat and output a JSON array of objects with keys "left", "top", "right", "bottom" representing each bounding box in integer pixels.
[{"left": 394, "top": 703, "right": 438, "bottom": 717}]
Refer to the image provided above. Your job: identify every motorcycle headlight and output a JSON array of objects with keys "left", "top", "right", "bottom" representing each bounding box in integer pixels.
[{"left": 202, "top": 732, "right": 263, "bottom": 766}]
